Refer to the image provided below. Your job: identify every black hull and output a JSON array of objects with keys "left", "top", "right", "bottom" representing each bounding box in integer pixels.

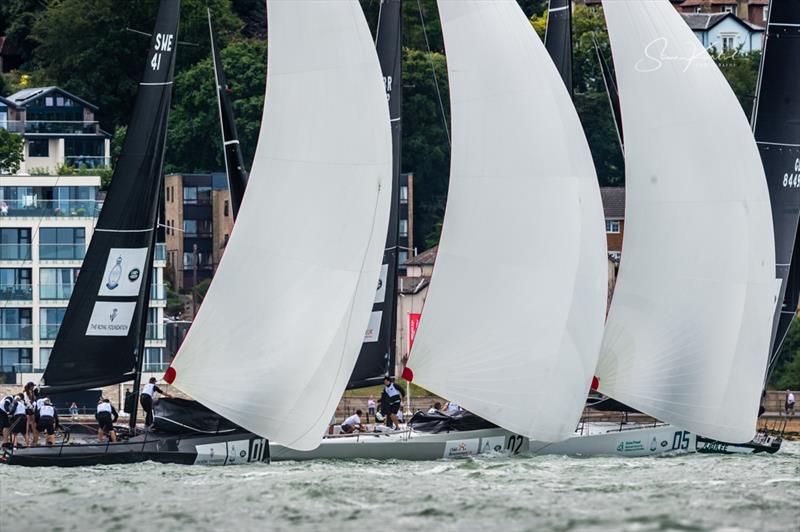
[
  {"left": 695, "top": 435, "right": 782, "bottom": 455},
  {"left": 2, "top": 431, "right": 269, "bottom": 467}
]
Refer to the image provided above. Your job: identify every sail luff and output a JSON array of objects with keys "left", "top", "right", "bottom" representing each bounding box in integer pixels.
[
  {"left": 751, "top": 0, "right": 800, "bottom": 377},
  {"left": 348, "top": 0, "right": 403, "bottom": 389},
  {"left": 597, "top": 0, "right": 775, "bottom": 443},
  {"left": 593, "top": 33, "right": 624, "bottom": 154},
  {"left": 42, "top": 0, "right": 180, "bottom": 392},
  {"left": 408, "top": 0, "right": 607, "bottom": 442},
  {"left": 208, "top": 9, "right": 248, "bottom": 219},
  {"left": 544, "top": 0, "right": 573, "bottom": 96},
  {"left": 167, "top": 0, "right": 392, "bottom": 451}
]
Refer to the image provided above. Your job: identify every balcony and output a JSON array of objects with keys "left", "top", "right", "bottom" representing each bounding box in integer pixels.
[
  {"left": 64, "top": 156, "right": 111, "bottom": 169},
  {"left": 146, "top": 322, "right": 166, "bottom": 341},
  {"left": 0, "top": 324, "right": 33, "bottom": 340},
  {"left": 39, "top": 244, "right": 85, "bottom": 261},
  {"left": 1, "top": 199, "right": 100, "bottom": 218},
  {"left": 150, "top": 284, "right": 166, "bottom": 301},
  {"left": 4, "top": 120, "right": 102, "bottom": 135},
  {"left": 0, "top": 244, "right": 32, "bottom": 261},
  {"left": 40, "top": 283, "right": 74, "bottom": 300},
  {"left": 39, "top": 323, "right": 60, "bottom": 341},
  {"left": 0, "top": 284, "right": 33, "bottom": 301}
]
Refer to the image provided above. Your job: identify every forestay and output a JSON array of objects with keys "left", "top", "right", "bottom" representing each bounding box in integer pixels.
[
  {"left": 408, "top": 0, "right": 607, "bottom": 442},
  {"left": 597, "top": 0, "right": 775, "bottom": 443},
  {"left": 167, "top": 0, "right": 392, "bottom": 451}
]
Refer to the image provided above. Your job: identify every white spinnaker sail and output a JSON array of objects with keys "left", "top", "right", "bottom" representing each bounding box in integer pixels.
[
  {"left": 168, "top": 0, "right": 392, "bottom": 451},
  {"left": 408, "top": 0, "right": 607, "bottom": 442},
  {"left": 598, "top": 0, "right": 775, "bottom": 443}
]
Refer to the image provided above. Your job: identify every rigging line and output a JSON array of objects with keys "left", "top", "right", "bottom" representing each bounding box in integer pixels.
[{"left": 416, "top": 0, "right": 451, "bottom": 148}]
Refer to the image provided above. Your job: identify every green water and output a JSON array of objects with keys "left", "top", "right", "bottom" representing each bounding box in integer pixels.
[{"left": 1, "top": 442, "right": 797, "bottom": 531}]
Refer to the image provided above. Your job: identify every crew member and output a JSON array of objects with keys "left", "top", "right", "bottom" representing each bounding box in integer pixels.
[
  {"left": 427, "top": 402, "right": 443, "bottom": 414},
  {"left": 95, "top": 398, "right": 118, "bottom": 442},
  {"left": 23, "top": 382, "right": 38, "bottom": 446},
  {"left": 340, "top": 410, "right": 364, "bottom": 434},
  {"left": 36, "top": 398, "right": 60, "bottom": 447},
  {"left": 140, "top": 377, "right": 172, "bottom": 427},
  {"left": 380, "top": 376, "right": 405, "bottom": 430},
  {"left": 10, "top": 393, "right": 28, "bottom": 448},
  {"left": 0, "top": 395, "right": 13, "bottom": 446}
]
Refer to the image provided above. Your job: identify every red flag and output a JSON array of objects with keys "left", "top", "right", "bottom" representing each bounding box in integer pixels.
[
  {"left": 591, "top": 376, "right": 599, "bottom": 390},
  {"left": 402, "top": 366, "right": 414, "bottom": 382}
]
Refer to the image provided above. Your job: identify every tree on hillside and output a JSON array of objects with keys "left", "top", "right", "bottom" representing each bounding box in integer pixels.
[
  {"left": 0, "top": 129, "right": 24, "bottom": 175},
  {"left": 31, "top": 0, "right": 240, "bottom": 131},
  {"left": 770, "top": 321, "right": 800, "bottom": 390},
  {"left": 710, "top": 48, "right": 761, "bottom": 121},
  {"left": 402, "top": 49, "right": 451, "bottom": 248},
  {"left": 0, "top": 0, "right": 47, "bottom": 67},
  {"left": 166, "top": 39, "right": 266, "bottom": 174}
]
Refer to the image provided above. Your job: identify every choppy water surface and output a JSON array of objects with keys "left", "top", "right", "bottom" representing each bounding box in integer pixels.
[{"left": 1, "top": 442, "right": 798, "bottom": 531}]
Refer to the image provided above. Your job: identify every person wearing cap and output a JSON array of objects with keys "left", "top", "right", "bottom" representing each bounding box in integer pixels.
[
  {"left": 140, "top": 377, "right": 172, "bottom": 427},
  {"left": 36, "top": 398, "right": 60, "bottom": 447},
  {"left": 95, "top": 398, "right": 118, "bottom": 442}
]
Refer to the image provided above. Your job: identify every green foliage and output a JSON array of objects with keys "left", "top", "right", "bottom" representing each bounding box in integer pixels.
[
  {"left": 401, "top": 48, "right": 450, "bottom": 248},
  {"left": 575, "top": 93, "right": 625, "bottom": 186},
  {"left": 771, "top": 320, "right": 800, "bottom": 390},
  {"left": 0, "top": 0, "right": 47, "bottom": 66},
  {"left": 165, "top": 39, "right": 266, "bottom": 174},
  {"left": 710, "top": 48, "right": 762, "bottom": 120},
  {"left": 0, "top": 128, "right": 24, "bottom": 174},
  {"left": 30, "top": 0, "right": 240, "bottom": 131},
  {"left": 195, "top": 278, "right": 212, "bottom": 301}
]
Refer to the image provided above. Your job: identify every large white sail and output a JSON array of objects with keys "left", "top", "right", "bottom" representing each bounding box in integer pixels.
[
  {"left": 167, "top": 0, "right": 392, "bottom": 450},
  {"left": 408, "top": 0, "right": 607, "bottom": 442},
  {"left": 597, "top": 0, "right": 775, "bottom": 443}
]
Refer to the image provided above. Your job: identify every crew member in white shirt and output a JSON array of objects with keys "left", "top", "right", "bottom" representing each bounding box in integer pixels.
[{"left": 340, "top": 410, "right": 364, "bottom": 434}]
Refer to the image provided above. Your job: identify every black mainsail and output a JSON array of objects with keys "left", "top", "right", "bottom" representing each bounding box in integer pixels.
[
  {"left": 347, "top": 0, "right": 402, "bottom": 389},
  {"left": 755, "top": 0, "right": 800, "bottom": 375},
  {"left": 42, "top": 0, "right": 180, "bottom": 392},
  {"left": 208, "top": 9, "right": 248, "bottom": 219},
  {"left": 544, "top": 0, "right": 572, "bottom": 96}
]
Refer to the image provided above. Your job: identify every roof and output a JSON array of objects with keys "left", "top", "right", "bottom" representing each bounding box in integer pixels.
[
  {"left": 403, "top": 246, "right": 438, "bottom": 266},
  {"left": 680, "top": 12, "right": 763, "bottom": 31},
  {"left": 0, "top": 95, "right": 14, "bottom": 108},
  {"left": 5, "top": 86, "right": 99, "bottom": 111},
  {"left": 680, "top": 0, "right": 737, "bottom": 5},
  {"left": 600, "top": 187, "right": 625, "bottom": 219}
]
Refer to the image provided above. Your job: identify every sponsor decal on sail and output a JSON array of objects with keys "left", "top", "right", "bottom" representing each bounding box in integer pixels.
[
  {"left": 374, "top": 264, "right": 388, "bottom": 304},
  {"left": 363, "top": 311, "right": 382, "bottom": 343},
  {"left": 85, "top": 301, "right": 137, "bottom": 336},
  {"left": 98, "top": 248, "right": 149, "bottom": 297}
]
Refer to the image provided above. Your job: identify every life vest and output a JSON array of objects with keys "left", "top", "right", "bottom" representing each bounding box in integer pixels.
[
  {"left": 385, "top": 383, "right": 401, "bottom": 400},
  {"left": 142, "top": 383, "right": 156, "bottom": 397},
  {"left": 39, "top": 405, "right": 55, "bottom": 418},
  {"left": 97, "top": 402, "right": 113, "bottom": 414}
]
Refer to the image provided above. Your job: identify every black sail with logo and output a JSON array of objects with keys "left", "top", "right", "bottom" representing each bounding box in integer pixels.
[
  {"left": 209, "top": 10, "right": 248, "bottom": 219},
  {"left": 347, "top": 0, "right": 402, "bottom": 389},
  {"left": 754, "top": 1, "right": 800, "bottom": 376},
  {"left": 42, "top": 0, "right": 180, "bottom": 392},
  {"left": 544, "top": 0, "right": 572, "bottom": 96}
]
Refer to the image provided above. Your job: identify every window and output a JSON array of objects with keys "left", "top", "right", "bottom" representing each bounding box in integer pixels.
[
  {"left": 39, "top": 227, "right": 86, "bottom": 259},
  {"left": 722, "top": 5, "right": 735, "bottom": 14},
  {"left": 0, "top": 348, "right": 32, "bottom": 373},
  {"left": 183, "top": 219, "right": 198, "bottom": 235},
  {"left": 399, "top": 219, "right": 408, "bottom": 238},
  {"left": 166, "top": 187, "right": 171, "bottom": 203},
  {"left": 38, "top": 348, "right": 51, "bottom": 370},
  {"left": 143, "top": 348, "right": 166, "bottom": 372},
  {"left": 398, "top": 250, "right": 408, "bottom": 266},
  {"left": 605, "top": 220, "right": 621, "bottom": 234},
  {"left": 721, "top": 35, "right": 736, "bottom": 53},
  {"left": 400, "top": 186, "right": 409, "bottom": 204},
  {"left": 28, "top": 139, "right": 49, "bottom": 157},
  {"left": 0, "top": 308, "right": 32, "bottom": 340},
  {"left": 40, "top": 308, "right": 66, "bottom": 340},
  {"left": 40, "top": 268, "right": 79, "bottom": 299},
  {"left": 0, "top": 268, "right": 32, "bottom": 300},
  {"left": 0, "top": 228, "right": 31, "bottom": 260},
  {"left": 45, "top": 97, "right": 54, "bottom": 107},
  {"left": 763, "top": 6, "right": 769, "bottom": 21},
  {"left": 224, "top": 200, "right": 229, "bottom": 217},
  {"left": 183, "top": 186, "right": 212, "bottom": 205}
]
